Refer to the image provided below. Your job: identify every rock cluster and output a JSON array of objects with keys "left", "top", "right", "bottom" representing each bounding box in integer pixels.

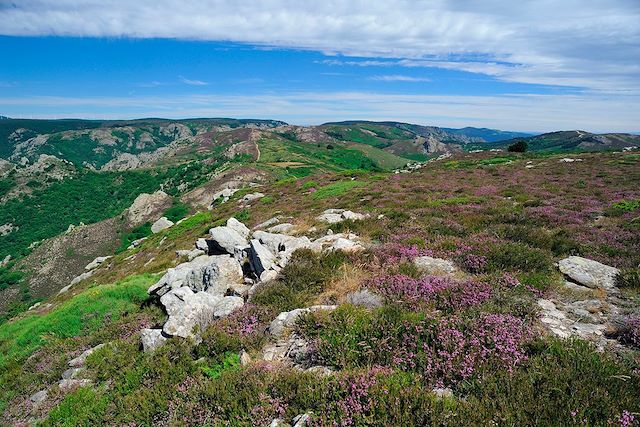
[
  {"left": 538, "top": 256, "right": 625, "bottom": 350},
  {"left": 316, "top": 208, "right": 369, "bottom": 224},
  {"left": 144, "top": 217, "right": 366, "bottom": 350}
]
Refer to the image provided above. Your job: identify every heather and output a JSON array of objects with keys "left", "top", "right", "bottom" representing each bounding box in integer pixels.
[{"left": 3, "top": 150, "right": 640, "bottom": 425}]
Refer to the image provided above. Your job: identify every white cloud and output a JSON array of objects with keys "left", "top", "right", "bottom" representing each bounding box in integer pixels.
[
  {"left": 1, "top": 1, "right": 638, "bottom": 92},
  {"left": 1, "top": 91, "right": 638, "bottom": 133},
  {"left": 370, "top": 75, "right": 430, "bottom": 82},
  {"left": 179, "top": 76, "right": 208, "bottom": 86}
]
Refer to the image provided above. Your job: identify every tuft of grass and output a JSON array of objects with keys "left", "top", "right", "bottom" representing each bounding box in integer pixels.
[
  {"left": 310, "top": 180, "right": 367, "bottom": 200},
  {"left": 616, "top": 268, "right": 640, "bottom": 289}
]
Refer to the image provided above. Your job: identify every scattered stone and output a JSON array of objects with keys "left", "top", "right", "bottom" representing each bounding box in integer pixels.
[
  {"left": 292, "top": 413, "right": 312, "bottom": 427},
  {"left": 316, "top": 212, "right": 343, "bottom": 224},
  {"left": 128, "top": 237, "right": 147, "bottom": 249},
  {"left": 84, "top": 256, "right": 112, "bottom": 271},
  {"left": 160, "top": 287, "right": 222, "bottom": 338},
  {"left": 151, "top": 217, "right": 174, "bottom": 233},
  {"left": 68, "top": 343, "right": 105, "bottom": 367},
  {"left": 432, "top": 387, "right": 454, "bottom": 398},
  {"left": 558, "top": 256, "right": 619, "bottom": 291},
  {"left": 212, "top": 188, "right": 239, "bottom": 204},
  {"left": 61, "top": 367, "right": 84, "bottom": 380},
  {"left": 28, "top": 302, "right": 41, "bottom": 311},
  {"left": 141, "top": 328, "right": 168, "bottom": 353},
  {"left": 254, "top": 216, "right": 280, "bottom": 230},
  {"left": 241, "top": 192, "right": 265, "bottom": 203},
  {"left": 195, "top": 238, "right": 209, "bottom": 253},
  {"left": 58, "top": 379, "right": 92, "bottom": 391},
  {"left": 341, "top": 210, "right": 366, "bottom": 221},
  {"left": 0, "top": 254, "right": 11, "bottom": 267},
  {"left": 413, "top": 256, "right": 457, "bottom": 275},
  {"left": 239, "top": 350, "right": 252, "bottom": 366},
  {"left": 30, "top": 390, "right": 48, "bottom": 404},
  {"left": 346, "top": 289, "right": 384, "bottom": 309},
  {"left": 269, "top": 419, "right": 288, "bottom": 427}
]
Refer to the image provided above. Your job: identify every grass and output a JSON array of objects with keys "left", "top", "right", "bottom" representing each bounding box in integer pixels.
[
  {"left": 310, "top": 180, "right": 367, "bottom": 200},
  {"left": 0, "top": 274, "right": 155, "bottom": 370}
]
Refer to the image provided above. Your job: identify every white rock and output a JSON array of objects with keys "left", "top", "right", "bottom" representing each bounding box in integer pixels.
[
  {"left": 149, "top": 255, "right": 244, "bottom": 297},
  {"left": 254, "top": 216, "right": 280, "bottom": 230},
  {"left": 213, "top": 296, "right": 244, "bottom": 317},
  {"left": 141, "top": 328, "right": 168, "bottom": 352},
  {"left": 413, "top": 256, "right": 457, "bottom": 275},
  {"left": 160, "top": 288, "right": 222, "bottom": 338},
  {"left": 558, "top": 256, "right": 619, "bottom": 291},
  {"left": 195, "top": 238, "right": 209, "bottom": 252},
  {"left": 241, "top": 192, "right": 265, "bottom": 203},
  {"left": 68, "top": 343, "right": 105, "bottom": 367},
  {"left": 61, "top": 367, "right": 84, "bottom": 380},
  {"left": 293, "top": 413, "right": 312, "bottom": 427},
  {"left": 316, "top": 213, "right": 343, "bottom": 224},
  {"left": 268, "top": 223, "right": 296, "bottom": 234},
  {"left": 84, "top": 256, "right": 112, "bottom": 271},
  {"left": 70, "top": 270, "right": 94, "bottom": 286},
  {"left": 346, "top": 289, "right": 384, "bottom": 309},
  {"left": 58, "top": 379, "right": 92, "bottom": 390},
  {"left": 249, "top": 239, "right": 277, "bottom": 276},
  {"left": 209, "top": 226, "right": 249, "bottom": 254},
  {"left": 259, "top": 269, "right": 279, "bottom": 283},
  {"left": 151, "top": 217, "right": 174, "bottom": 233},
  {"left": 226, "top": 217, "right": 251, "bottom": 239},
  {"left": 342, "top": 210, "right": 366, "bottom": 221},
  {"left": 176, "top": 249, "right": 205, "bottom": 261}
]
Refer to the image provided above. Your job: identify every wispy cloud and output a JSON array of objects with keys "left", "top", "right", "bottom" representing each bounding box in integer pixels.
[
  {"left": 370, "top": 75, "right": 430, "bottom": 82},
  {"left": 1, "top": 1, "right": 637, "bottom": 92},
  {"left": 179, "top": 76, "right": 208, "bottom": 86}
]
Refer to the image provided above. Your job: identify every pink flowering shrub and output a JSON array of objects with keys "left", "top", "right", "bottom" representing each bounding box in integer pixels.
[
  {"left": 302, "top": 306, "right": 532, "bottom": 387},
  {"left": 250, "top": 393, "right": 288, "bottom": 426},
  {"left": 370, "top": 274, "right": 492, "bottom": 311}
]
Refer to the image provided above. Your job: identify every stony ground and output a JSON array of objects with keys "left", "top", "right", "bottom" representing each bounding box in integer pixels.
[{"left": 1, "top": 150, "right": 639, "bottom": 426}]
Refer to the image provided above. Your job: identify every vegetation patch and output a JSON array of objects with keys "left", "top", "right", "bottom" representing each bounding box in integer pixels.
[{"left": 310, "top": 180, "right": 367, "bottom": 200}]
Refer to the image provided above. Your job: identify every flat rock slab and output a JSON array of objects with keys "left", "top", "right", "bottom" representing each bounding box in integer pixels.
[{"left": 558, "top": 256, "right": 619, "bottom": 291}]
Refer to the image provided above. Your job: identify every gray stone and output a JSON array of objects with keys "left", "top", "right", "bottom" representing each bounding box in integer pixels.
[
  {"left": 413, "top": 256, "right": 457, "bottom": 275},
  {"left": 84, "top": 256, "right": 112, "bottom": 271},
  {"left": 151, "top": 216, "right": 174, "bottom": 233},
  {"left": 254, "top": 216, "right": 280, "bottom": 230},
  {"left": 213, "top": 296, "right": 244, "bottom": 317},
  {"left": 269, "top": 419, "right": 288, "bottom": 427},
  {"left": 195, "top": 238, "right": 209, "bottom": 252},
  {"left": 558, "top": 256, "right": 619, "bottom": 291},
  {"left": 141, "top": 328, "right": 168, "bottom": 352},
  {"left": 346, "top": 289, "right": 384, "bottom": 309},
  {"left": 341, "top": 210, "right": 366, "bottom": 221},
  {"left": 209, "top": 226, "right": 249, "bottom": 255},
  {"left": 61, "top": 367, "right": 84, "bottom": 380},
  {"left": 310, "top": 233, "right": 365, "bottom": 253},
  {"left": 316, "top": 213, "right": 343, "bottom": 224},
  {"left": 126, "top": 191, "right": 172, "bottom": 226},
  {"left": 68, "top": 343, "right": 105, "bottom": 367},
  {"left": 58, "top": 379, "right": 91, "bottom": 390},
  {"left": 241, "top": 192, "right": 265, "bottom": 203},
  {"left": 249, "top": 239, "right": 277, "bottom": 276},
  {"left": 160, "top": 287, "right": 223, "bottom": 338},
  {"left": 432, "top": 387, "right": 454, "bottom": 398},
  {"left": 292, "top": 413, "right": 312, "bottom": 427},
  {"left": 30, "top": 390, "right": 48, "bottom": 404},
  {"left": 240, "top": 350, "right": 252, "bottom": 366},
  {"left": 268, "top": 223, "right": 296, "bottom": 234},
  {"left": 176, "top": 248, "right": 205, "bottom": 261},
  {"left": 226, "top": 217, "right": 250, "bottom": 239},
  {"left": 148, "top": 255, "right": 243, "bottom": 297},
  {"left": 259, "top": 269, "right": 279, "bottom": 283}
]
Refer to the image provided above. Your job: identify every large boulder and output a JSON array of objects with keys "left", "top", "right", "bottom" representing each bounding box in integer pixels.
[
  {"left": 253, "top": 231, "right": 312, "bottom": 261},
  {"left": 160, "top": 287, "right": 221, "bottom": 338},
  {"left": 84, "top": 256, "right": 112, "bottom": 271},
  {"left": 148, "top": 255, "right": 243, "bottom": 297},
  {"left": 126, "top": 191, "right": 172, "bottom": 226},
  {"left": 226, "top": 217, "right": 250, "bottom": 239},
  {"left": 249, "top": 239, "right": 277, "bottom": 276},
  {"left": 209, "top": 226, "right": 249, "bottom": 255},
  {"left": 558, "top": 256, "right": 619, "bottom": 291}
]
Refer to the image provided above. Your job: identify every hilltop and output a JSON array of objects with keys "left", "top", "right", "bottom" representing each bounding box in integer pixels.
[{"left": 0, "top": 117, "right": 638, "bottom": 425}]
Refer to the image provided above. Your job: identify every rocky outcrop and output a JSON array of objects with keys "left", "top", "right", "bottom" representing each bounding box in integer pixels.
[
  {"left": 558, "top": 256, "right": 619, "bottom": 291},
  {"left": 126, "top": 191, "right": 173, "bottom": 227},
  {"left": 209, "top": 222, "right": 249, "bottom": 255},
  {"left": 140, "top": 329, "right": 168, "bottom": 353},
  {"left": 316, "top": 209, "right": 369, "bottom": 224},
  {"left": 149, "top": 255, "right": 244, "bottom": 297},
  {"left": 84, "top": 256, "right": 112, "bottom": 271}
]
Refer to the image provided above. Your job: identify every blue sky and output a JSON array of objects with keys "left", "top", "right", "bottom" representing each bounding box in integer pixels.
[{"left": 0, "top": 1, "right": 639, "bottom": 132}]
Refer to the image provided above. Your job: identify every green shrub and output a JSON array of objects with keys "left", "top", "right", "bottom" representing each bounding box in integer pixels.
[
  {"left": 163, "top": 201, "right": 189, "bottom": 222},
  {"left": 0, "top": 266, "right": 23, "bottom": 291},
  {"left": 302, "top": 180, "right": 317, "bottom": 190},
  {"left": 486, "top": 242, "right": 553, "bottom": 272},
  {"left": 252, "top": 249, "right": 347, "bottom": 312},
  {"left": 508, "top": 140, "right": 528, "bottom": 153},
  {"left": 44, "top": 387, "right": 109, "bottom": 426},
  {"left": 117, "top": 222, "right": 152, "bottom": 253},
  {"left": 615, "top": 268, "right": 640, "bottom": 289},
  {"left": 200, "top": 352, "right": 240, "bottom": 379},
  {"left": 234, "top": 209, "right": 250, "bottom": 223},
  {"left": 260, "top": 196, "right": 274, "bottom": 204},
  {"left": 607, "top": 199, "right": 640, "bottom": 216}
]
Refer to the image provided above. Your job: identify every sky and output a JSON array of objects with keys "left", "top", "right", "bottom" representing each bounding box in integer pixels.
[{"left": 0, "top": 1, "right": 639, "bottom": 132}]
